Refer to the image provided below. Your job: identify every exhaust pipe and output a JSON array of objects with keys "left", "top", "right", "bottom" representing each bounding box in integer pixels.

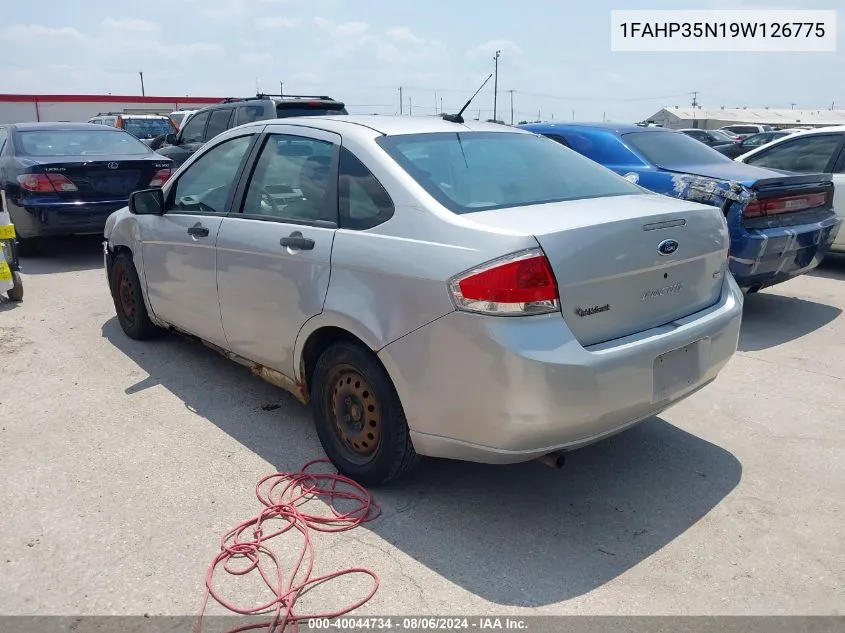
[{"left": 536, "top": 451, "right": 566, "bottom": 469}]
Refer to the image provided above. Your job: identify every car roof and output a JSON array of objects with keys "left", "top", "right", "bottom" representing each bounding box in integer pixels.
[
  {"left": 238, "top": 115, "right": 528, "bottom": 138},
  {"left": 9, "top": 122, "right": 123, "bottom": 132},
  {"left": 520, "top": 121, "right": 673, "bottom": 135}
]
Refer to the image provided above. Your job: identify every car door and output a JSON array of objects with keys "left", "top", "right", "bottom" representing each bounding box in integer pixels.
[
  {"left": 140, "top": 129, "right": 259, "bottom": 346},
  {"left": 203, "top": 108, "right": 234, "bottom": 143},
  {"left": 215, "top": 126, "right": 340, "bottom": 375}
]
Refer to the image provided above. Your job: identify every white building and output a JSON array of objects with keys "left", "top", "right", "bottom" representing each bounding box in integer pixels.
[
  {"left": 644, "top": 106, "right": 845, "bottom": 130},
  {"left": 0, "top": 93, "right": 224, "bottom": 124}
]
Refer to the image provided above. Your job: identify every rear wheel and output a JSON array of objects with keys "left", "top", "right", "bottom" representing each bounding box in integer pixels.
[
  {"left": 6, "top": 271, "right": 23, "bottom": 302},
  {"left": 311, "top": 342, "right": 420, "bottom": 486},
  {"left": 109, "top": 252, "right": 158, "bottom": 340}
]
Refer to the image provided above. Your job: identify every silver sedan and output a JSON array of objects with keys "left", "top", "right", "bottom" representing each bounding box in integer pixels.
[{"left": 104, "top": 115, "right": 743, "bottom": 485}]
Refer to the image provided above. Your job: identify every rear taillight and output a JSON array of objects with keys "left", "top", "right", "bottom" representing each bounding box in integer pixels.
[
  {"left": 448, "top": 249, "right": 560, "bottom": 316},
  {"left": 149, "top": 168, "right": 171, "bottom": 187},
  {"left": 16, "top": 173, "right": 78, "bottom": 193},
  {"left": 744, "top": 192, "right": 828, "bottom": 218}
]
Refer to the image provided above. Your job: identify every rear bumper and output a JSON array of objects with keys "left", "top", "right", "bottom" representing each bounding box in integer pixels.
[
  {"left": 378, "top": 274, "right": 743, "bottom": 464},
  {"left": 7, "top": 199, "right": 127, "bottom": 239},
  {"left": 729, "top": 214, "right": 841, "bottom": 289}
]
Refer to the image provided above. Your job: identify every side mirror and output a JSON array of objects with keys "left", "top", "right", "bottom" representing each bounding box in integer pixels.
[
  {"left": 164, "top": 133, "right": 178, "bottom": 145},
  {"left": 129, "top": 188, "right": 165, "bottom": 216}
]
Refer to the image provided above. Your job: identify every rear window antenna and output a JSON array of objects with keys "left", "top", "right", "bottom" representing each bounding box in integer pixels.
[{"left": 442, "top": 74, "right": 493, "bottom": 124}]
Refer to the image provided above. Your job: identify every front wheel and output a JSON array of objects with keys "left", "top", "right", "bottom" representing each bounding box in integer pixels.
[
  {"left": 311, "top": 342, "right": 420, "bottom": 486},
  {"left": 6, "top": 270, "right": 23, "bottom": 302},
  {"left": 109, "top": 252, "right": 158, "bottom": 340}
]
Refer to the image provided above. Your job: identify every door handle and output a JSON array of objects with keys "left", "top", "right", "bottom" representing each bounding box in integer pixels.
[
  {"left": 187, "top": 224, "right": 209, "bottom": 237},
  {"left": 280, "top": 231, "right": 315, "bottom": 250}
]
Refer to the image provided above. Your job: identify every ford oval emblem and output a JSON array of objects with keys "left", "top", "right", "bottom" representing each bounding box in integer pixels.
[
  {"left": 107, "top": 162, "right": 119, "bottom": 170},
  {"left": 657, "top": 239, "right": 679, "bottom": 256}
]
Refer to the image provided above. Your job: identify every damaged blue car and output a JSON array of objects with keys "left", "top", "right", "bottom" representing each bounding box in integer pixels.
[{"left": 520, "top": 122, "right": 841, "bottom": 292}]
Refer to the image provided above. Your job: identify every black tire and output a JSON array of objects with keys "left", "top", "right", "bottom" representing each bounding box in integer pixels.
[
  {"left": 311, "top": 341, "right": 420, "bottom": 486},
  {"left": 15, "top": 237, "right": 39, "bottom": 257},
  {"left": 6, "top": 270, "right": 23, "bottom": 302},
  {"left": 109, "top": 252, "right": 158, "bottom": 340}
]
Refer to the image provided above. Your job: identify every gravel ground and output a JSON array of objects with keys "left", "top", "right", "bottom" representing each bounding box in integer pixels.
[{"left": 1, "top": 237, "right": 843, "bottom": 617}]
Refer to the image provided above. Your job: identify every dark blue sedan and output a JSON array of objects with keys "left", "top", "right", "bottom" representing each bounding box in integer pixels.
[
  {"left": 0, "top": 122, "right": 172, "bottom": 255},
  {"left": 520, "top": 122, "right": 841, "bottom": 292}
]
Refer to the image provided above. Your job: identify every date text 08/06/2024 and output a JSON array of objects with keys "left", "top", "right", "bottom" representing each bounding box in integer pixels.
[{"left": 306, "top": 617, "right": 528, "bottom": 630}]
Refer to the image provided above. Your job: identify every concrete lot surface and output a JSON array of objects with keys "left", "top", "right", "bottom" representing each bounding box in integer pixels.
[{"left": 1, "top": 238, "right": 843, "bottom": 616}]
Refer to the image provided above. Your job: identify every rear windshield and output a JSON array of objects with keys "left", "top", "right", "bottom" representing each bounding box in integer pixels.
[
  {"left": 624, "top": 131, "right": 733, "bottom": 167},
  {"left": 377, "top": 131, "right": 642, "bottom": 214},
  {"left": 276, "top": 104, "right": 348, "bottom": 117},
  {"left": 122, "top": 118, "right": 176, "bottom": 139},
  {"left": 15, "top": 130, "right": 153, "bottom": 156}
]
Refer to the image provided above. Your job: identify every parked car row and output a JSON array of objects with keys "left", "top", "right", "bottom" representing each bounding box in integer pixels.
[
  {"left": 88, "top": 112, "right": 177, "bottom": 146},
  {"left": 520, "top": 122, "right": 843, "bottom": 290},
  {"left": 2, "top": 105, "right": 841, "bottom": 486}
]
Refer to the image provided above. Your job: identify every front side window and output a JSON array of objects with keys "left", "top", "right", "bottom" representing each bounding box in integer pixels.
[
  {"left": 168, "top": 135, "right": 253, "bottom": 214},
  {"left": 180, "top": 111, "right": 209, "bottom": 143},
  {"left": 241, "top": 134, "right": 335, "bottom": 223},
  {"left": 744, "top": 134, "right": 843, "bottom": 173},
  {"left": 377, "top": 131, "right": 642, "bottom": 215},
  {"left": 204, "top": 109, "right": 233, "bottom": 141},
  {"left": 15, "top": 130, "right": 152, "bottom": 156},
  {"left": 624, "top": 131, "right": 733, "bottom": 168},
  {"left": 338, "top": 147, "right": 394, "bottom": 230}
]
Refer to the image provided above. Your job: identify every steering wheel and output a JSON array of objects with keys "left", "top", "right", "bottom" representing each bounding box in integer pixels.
[{"left": 259, "top": 187, "right": 281, "bottom": 216}]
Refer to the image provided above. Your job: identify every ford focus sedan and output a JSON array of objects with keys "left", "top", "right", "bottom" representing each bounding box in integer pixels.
[{"left": 104, "top": 116, "right": 743, "bottom": 485}]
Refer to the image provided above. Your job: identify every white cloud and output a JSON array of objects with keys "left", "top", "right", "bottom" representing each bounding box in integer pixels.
[
  {"left": 466, "top": 39, "right": 523, "bottom": 59},
  {"left": 254, "top": 16, "right": 301, "bottom": 30},
  {"left": 1, "top": 24, "right": 86, "bottom": 42},
  {"left": 101, "top": 17, "right": 160, "bottom": 33},
  {"left": 385, "top": 27, "right": 424, "bottom": 45},
  {"left": 313, "top": 17, "right": 370, "bottom": 38}
]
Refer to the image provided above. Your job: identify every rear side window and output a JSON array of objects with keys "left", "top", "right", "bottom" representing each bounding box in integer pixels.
[
  {"left": 558, "top": 131, "right": 641, "bottom": 165},
  {"left": 338, "top": 147, "right": 394, "bottom": 230},
  {"left": 180, "top": 111, "right": 209, "bottom": 143},
  {"left": 377, "top": 131, "right": 641, "bottom": 215},
  {"left": 205, "top": 109, "right": 234, "bottom": 141},
  {"left": 745, "top": 134, "right": 843, "bottom": 173},
  {"left": 236, "top": 105, "right": 266, "bottom": 125},
  {"left": 0, "top": 128, "right": 7, "bottom": 153}
]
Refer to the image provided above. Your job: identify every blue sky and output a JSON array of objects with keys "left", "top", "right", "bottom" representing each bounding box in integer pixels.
[{"left": 1, "top": 0, "right": 842, "bottom": 122}]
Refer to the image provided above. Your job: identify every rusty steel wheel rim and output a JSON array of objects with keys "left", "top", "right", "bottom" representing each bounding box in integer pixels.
[
  {"left": 116, "top": 267, "right": 136, "bottom": 324},
  {"left": 327, "top": 364, "right": 382, "bottom": 463}
]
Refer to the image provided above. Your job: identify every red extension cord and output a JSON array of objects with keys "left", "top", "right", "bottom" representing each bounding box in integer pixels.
[{"left": 196, "top": 459, "right": 382, "bottom": 633}]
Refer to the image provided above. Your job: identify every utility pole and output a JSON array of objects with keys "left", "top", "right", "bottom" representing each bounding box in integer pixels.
[
  {"left": 399, "top": 87, "right": 403, "bottom": 115},
  {"left": 603, "top": 111, "right": 606, "bottom": 122},
  {"left": 440, "top": 97, "right": 443, "bottom": 115},
  {"left": 492, "top": 49, "right": 501, "bottom": 121},
  {"left": 507, "top": 89, "right": 514, "bottom": 125},
  {"left": 691, "top": 91, "right": 699, "bottom": 107},
  {"left": 537, "top": 109, "right": 541, "bottom": 122},
  {"left": 409, "top": 97, "right": 412, "bottom": 116},
  {"left": 139, "top": 71, "right": 145, "bottom": 96},
  {"left": 572, "top": 110, "right": 575, "bottom": 121},
  {"left": 791, "top": 102, "right": 796, "bottom": 109},
  {"left": 280, "top": 81, "right": 284, "bottom": 97}
]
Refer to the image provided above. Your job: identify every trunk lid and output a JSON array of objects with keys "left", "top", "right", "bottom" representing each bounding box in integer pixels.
[
  {"left": 27, "top": 155, "right": 171, "bottom": 200},
  {"left": 465, "top": 193, "right": 729, "bottom": 347}
]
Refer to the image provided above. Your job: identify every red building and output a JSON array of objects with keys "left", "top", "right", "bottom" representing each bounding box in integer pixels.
[{"left": 0, "top": 93, "right": 225, "bottom": 124}]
